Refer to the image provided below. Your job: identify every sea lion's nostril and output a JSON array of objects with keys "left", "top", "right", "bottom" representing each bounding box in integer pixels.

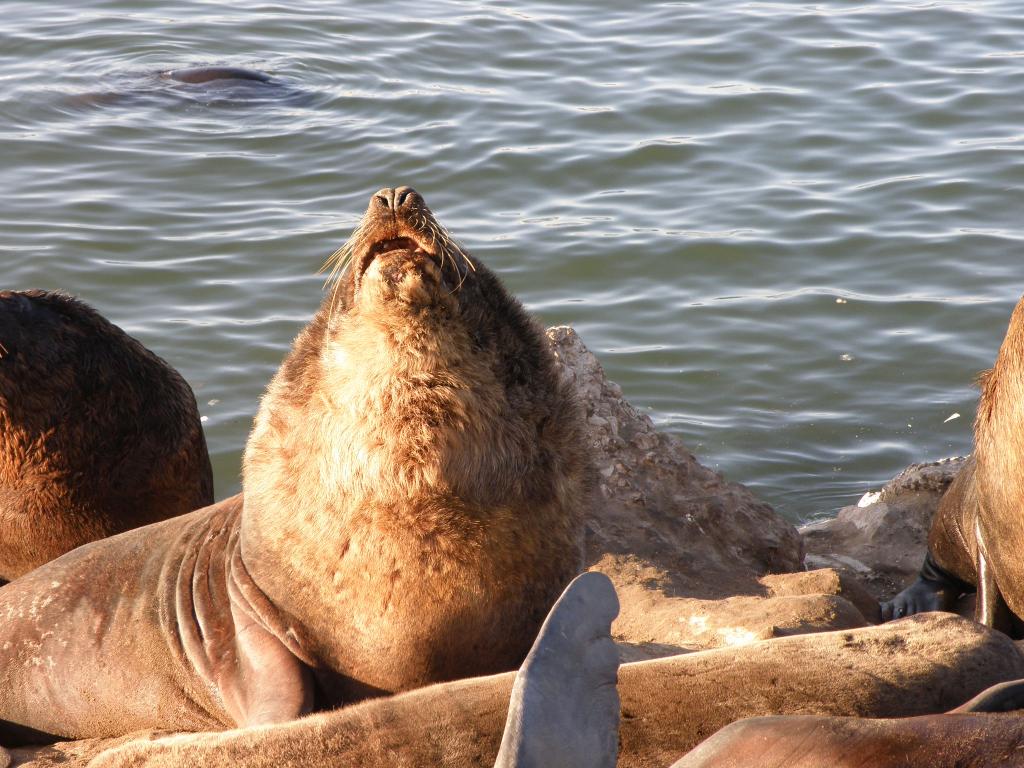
[
  {"left": 395, "top": 187, "right": 417, "bottom": 209},
  {"left": 374, "top": 188, "right": 395, "bottom": 210}
]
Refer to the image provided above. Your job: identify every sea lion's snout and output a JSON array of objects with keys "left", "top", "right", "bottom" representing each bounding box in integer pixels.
[
  {"left": 372, "top": 186, "right": 422, "bottom": 213},
  {"left": 343, "top": 187, "right": 473, "bottom": 304},
  {"left": 321, "top": 186, "right": 476, "bottom": 310}
]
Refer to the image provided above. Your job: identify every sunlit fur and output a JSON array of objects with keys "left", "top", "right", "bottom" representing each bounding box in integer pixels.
[{"left": 241, "top": 189, "right": 592, "bottom": 702}]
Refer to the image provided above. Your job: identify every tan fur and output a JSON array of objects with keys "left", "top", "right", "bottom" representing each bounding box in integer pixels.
[
  {"left": 240, "top": 187, "right": 592, "bottom": 700},
  {"left": 0, "top": 190, "right": 588, "bottom": 745}
]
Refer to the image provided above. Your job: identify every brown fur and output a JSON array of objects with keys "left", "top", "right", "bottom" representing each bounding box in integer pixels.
[
  {"left": 241, "top": 186, "right": 591, "bottom": 702},
  {"left": 925, "top": 295, "right": 1024, "bottom": 624},
  {"left": 0, "top": 188, "right": 590, "bottom": 743},
  {"left": 0, "top": 290, "right": 213, "bottom": 580},
  {"left": 12, "top": 613, "right": 1022, "bottom": 768}
]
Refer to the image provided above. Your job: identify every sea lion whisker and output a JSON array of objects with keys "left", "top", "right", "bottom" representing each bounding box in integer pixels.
[{"left": 425, "top": 220, "right": 451, "bottom": 277}]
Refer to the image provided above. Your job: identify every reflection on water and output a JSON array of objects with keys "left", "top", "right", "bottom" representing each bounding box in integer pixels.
[{"left": 2, "top": 0, "right": 1023, "bottom": 522}]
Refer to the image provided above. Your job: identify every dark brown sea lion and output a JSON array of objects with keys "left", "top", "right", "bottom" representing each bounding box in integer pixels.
[
  {"left": 0, "top": 187, "right": 591, "bottom": 744},
  {"left": 159, "top": 67, "right": 273, "bottom": 85},
  {"left": 882, "top": 295, "right": 1024, "bottom": 633},
  {"left": 0, "top": 290, "right": 213, "bottom": 582}
]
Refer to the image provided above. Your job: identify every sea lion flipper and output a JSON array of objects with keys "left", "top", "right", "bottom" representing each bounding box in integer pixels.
[
  {"left": 494, "top": 572, "right": 620, "bottom": 768},
  {"left": 951, "top": 678, "right": 1024, "bottom": 713},
  {"left": 880, "top": 551, "right": 968, "bottom": 621}
]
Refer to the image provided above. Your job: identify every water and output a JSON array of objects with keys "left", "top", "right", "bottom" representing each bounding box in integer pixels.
[{"left": 3, "top": 0, "right": 1023, "bottom": 523}]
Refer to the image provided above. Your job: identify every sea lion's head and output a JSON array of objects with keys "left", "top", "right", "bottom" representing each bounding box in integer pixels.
[
  {"left": 332, "top": 187, "right": 472, "bottom": 312},
  {"left": 246, "top": 184, "right": 591, "bottom": 513},
  {"left": 245, "top": 187, "right": 590, "bottom": 505}
]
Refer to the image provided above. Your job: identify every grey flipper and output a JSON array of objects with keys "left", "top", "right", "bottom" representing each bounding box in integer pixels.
[{"left": 494, "top": 571, "right": 621, "bottom": 768}]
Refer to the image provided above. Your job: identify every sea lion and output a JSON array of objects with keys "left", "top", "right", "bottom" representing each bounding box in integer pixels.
[
  {"left": 669, "top": 679, "right": 1024, "bottom": 767},
  {"left": 669, "top": 711, "right": 1024, "bottom": 767},
  {"left": 0, "top": 290, "right": 213, "bottom": 582},
  {"left": 882, "top": 294, "right": 1024, "bottom": 634},
  {"left": 159, "top": 67, "right": 273, "bottom": 85},
  {"left": 0, "top": 186, "right": 591, "bottom": 743},
  {"left": 61, "top": 67, "right": 305, "bottom": 112},
  {"left": 17, "top": 612, "right": 1023, "bottom": 767}
]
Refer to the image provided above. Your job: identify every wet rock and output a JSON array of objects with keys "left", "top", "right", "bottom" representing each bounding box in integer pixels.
[
  {"left": 546, "top": 327, "right": 887, "bottom": 647},
  {"left": 800, "top": 457, "right": 966, "bottom": 601}
]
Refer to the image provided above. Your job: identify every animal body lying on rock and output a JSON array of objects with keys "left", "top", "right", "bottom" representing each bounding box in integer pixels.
[
  {"left": 671, "top": 677, "right": 1024, "bottom": 767},
  {"left": 10, "top": 611, "right": 1022, "bottom": 767},
  {"left": 0, "top": 187, "right": 592, "bottom": 743},
  {"left": 0, "top": 290, "right": 212, "bottom": 582},
  {"left": 883, "top": 294, "right": 1024, "bottom": 635}
]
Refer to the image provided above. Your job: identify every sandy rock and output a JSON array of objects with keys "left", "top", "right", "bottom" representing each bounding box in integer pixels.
[
  {"left": 614, "top": 584, "right": 868, "bottom": 652},
  {"left": 15, "top": 614, "right": 1022, "bottom": 768},
  {"left": 800, "top": 457, "right": 966, "bottom": 600},
  {"left": 760, "top": 568, "right": 881, "bottom": 624},
  {"left": 608, "top": 567, "right": 879, "bottom": 653}
]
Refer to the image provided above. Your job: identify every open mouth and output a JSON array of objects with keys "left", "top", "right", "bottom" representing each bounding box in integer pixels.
[{"left": 356, "top": 236, "right": 442, "bottom": 284}]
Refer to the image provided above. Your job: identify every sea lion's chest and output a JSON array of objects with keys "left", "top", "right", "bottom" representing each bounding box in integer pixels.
[{"left": 329, "top": 508, "right": 537, "bottom": 690}]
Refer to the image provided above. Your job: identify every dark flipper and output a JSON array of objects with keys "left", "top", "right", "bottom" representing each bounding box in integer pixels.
[
  {"left": 952, "top": 678, "right": 1024, "bottom": 713},
  {"left": 880, "top": 551, "right": 974, "bottom": 621}
]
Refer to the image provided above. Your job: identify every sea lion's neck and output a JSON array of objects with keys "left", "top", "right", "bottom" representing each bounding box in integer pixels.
[
  {"left": 239, "top": 298, "right": 533, "bottom": 672},
  {"left": 242, "top": 299, "right": 523, "bottom": 526}
]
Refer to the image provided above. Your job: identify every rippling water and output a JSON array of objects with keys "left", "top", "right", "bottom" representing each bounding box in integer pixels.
[{"left": 3, "top": 1, "right": 1023, "bottom": 522}]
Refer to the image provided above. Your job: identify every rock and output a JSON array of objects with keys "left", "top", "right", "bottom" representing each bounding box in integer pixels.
[
  {"left": 21, "top": 614, "right": 1023, "bottom": 768},
  {"left": 547, "top": 326, "right": 805, "bottom": 594},
  {"left": 800, "top": 458, "right": 966, "bottom": 601},
  {"left": 760, "top": 569, "right": 881, "bottom": 624},
  {"left": 548, "top": 327, "right": 883, "bottom": 648},
  {"left": 607, "top": 567, "right": 878, "bottom": 653}
]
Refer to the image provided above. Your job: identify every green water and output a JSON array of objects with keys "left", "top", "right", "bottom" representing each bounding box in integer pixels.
[{"left": 3, "top": 0, "right": 1023, "bottom": 522}]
